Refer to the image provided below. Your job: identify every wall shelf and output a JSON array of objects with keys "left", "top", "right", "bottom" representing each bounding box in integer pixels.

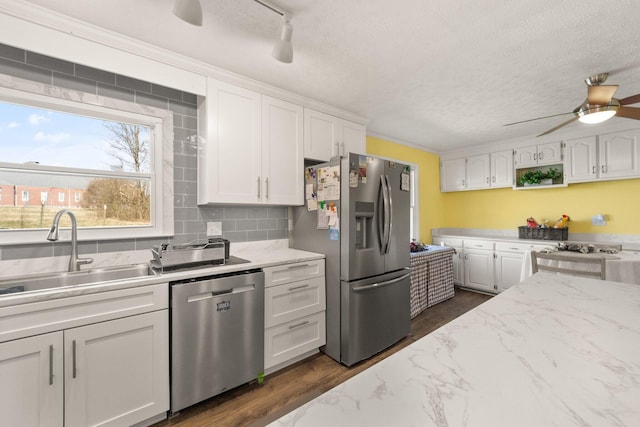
[{"left": 514, "top": 163, "right": 566, "bottom": 190}]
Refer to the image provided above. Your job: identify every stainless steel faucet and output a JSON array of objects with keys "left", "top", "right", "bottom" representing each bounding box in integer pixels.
[{"left": 46, "top": 209, "right": 93, "bottom": 272}]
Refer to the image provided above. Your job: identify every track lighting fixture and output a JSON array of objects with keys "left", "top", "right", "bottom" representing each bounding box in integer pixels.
[
  {"left": 171, "top": 0, "right": 294, "bottom": 62},
  {"left": 173, "top": 0, "right": 203, "bottom": 26},
  {"left": 272, "top": 15, "right": 293, "bottom": 63}
]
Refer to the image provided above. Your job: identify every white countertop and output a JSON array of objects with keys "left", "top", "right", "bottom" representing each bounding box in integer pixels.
[
  {"left": 432, "top": 227, "right": 640, "bottom": 250},
  {"left": 0, "top": 240, "right": 324, "bottom": 308},
  {"left": 269, "top": 271, "right": 640, "bottom": 426}
]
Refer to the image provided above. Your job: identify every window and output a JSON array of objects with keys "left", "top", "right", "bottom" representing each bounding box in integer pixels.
[
  {"left": 0, "top": 79, "right": 173, "bottom": 243},
  {"left": 409, "top": 166, "right": 420, "bottom": 241}
]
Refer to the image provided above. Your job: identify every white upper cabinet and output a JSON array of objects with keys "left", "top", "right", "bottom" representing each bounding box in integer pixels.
[
  {"left": 261, "top": 96, "right": 304, "bottom": 205},
  {"left": 466, "top": 154, "right": 491, "bottom": 190},
  {"left": 303, "top": 108, "right": 365, "bottom": 161},
  {"left": 565, "top": 129, "right": 640, "bottom": 183},
  {"left": 441, "top": 150, "right": 513, "bottom": 192},
  {"left": 514, "top": 141, "right": 563, "bottom": 167},
  {"left": 565, "top": 136, "right": 598, "bottom": 182},
  {"left": 440, "top": 158, "right": 466, "bottom": 192},
  {"left": 198, "top": 78, "right": 303, "bottom": 205},
  {"left": 598, "top": 129, "right": 640, "bottom": 179},
  {"left": 490, "top": 149, "right": 514, "bottom": 187}
]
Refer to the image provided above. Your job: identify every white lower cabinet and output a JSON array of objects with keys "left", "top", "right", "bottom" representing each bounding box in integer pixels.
[
  {"left": 263, "top": 260, "right": 326, "bottom": 374},
  {"left": 0, "top": 332, "right": 64, "bottom": 427},
  {"left": 65, "top": 311, "right": 169, "bottom": 427},
  {"left": 463, "top": 239, "right": 495, "bottom": 293},
  {"left": 0, "top": 284, "right": 169, "bottom": 427}
]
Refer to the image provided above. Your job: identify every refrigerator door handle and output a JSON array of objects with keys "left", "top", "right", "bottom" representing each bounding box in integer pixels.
[
  {"left": 353, "top": 272, "right": 411, "bottom": 291},
  {"left": 384, "top": 175, "right": 393, "bottom": 254},
  {"left": 379, "top": 175, "right": 391, "bottom": 254}
]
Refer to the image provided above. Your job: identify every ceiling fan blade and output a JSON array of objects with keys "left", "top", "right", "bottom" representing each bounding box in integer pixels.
[
  {"left": 587, "top": 85, "right": 618, "bottom": 105},
  {"left": 536, "top": 116, "right": 579, "bottom": 137},
  {"left": 504, "top": 111, "right": 574, "bottom": 127},
  {"left": 619, "top": 93, "right": 640, "bottom": 105},
  {"left": 615, "top": 106, "right": 640, "bottom": 120}
]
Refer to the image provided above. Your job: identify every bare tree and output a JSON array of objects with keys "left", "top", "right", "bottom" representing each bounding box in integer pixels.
[
  {"left": 81, "top": 122, "right": 151, "bottom": 223},
  {"left": 103, "top": 122, "right": 149, "bottom": 173}
]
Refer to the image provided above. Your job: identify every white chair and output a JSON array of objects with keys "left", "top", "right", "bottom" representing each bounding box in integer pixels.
[{"left": 531, "top": 251, "right": 606, "bottom": 280}]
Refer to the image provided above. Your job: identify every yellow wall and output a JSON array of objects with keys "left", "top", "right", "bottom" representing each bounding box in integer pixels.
[{"left": 367, "top": 135, "right": 640, "bottom": 241}]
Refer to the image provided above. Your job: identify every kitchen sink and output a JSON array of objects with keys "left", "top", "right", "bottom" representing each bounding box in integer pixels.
[{"left": 0, "top": 263, "right": 157, "bottom": 295}]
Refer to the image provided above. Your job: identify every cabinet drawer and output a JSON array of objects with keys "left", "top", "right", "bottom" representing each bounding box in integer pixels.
[
  {"left": 265, "top": 277, "right": 326, "bottom": 328},
  {"left": 263, "top": 259, "right": 325, "bottom": 287},
  {"left": 495, "top": 242, "right": 528, "bottom": 253},
  {"left": 433, "top": 236, "right": 462, "bottom": 248},
  {"left": 264, "top": 311, "right": 326, "bottom": 370},
  {"left": 0, "top": 283, "right": 168, "bottom": 343},
  {"left": 463, "top": 239, "right": 494, "bottom": 250}
]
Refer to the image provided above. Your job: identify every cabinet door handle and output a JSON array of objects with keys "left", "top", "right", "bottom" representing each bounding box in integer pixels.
[
  {"left": 486, "top": 177, "right": 489, "bottom": 183},
  {"left": 601, "top": 165, "right": 606, "bottom": 174},
  {"left": 265, "top": 177, "right": 269, "bottom": 199},
  {"left": 533, "top": 153, "right": 537, "bottom": 161},
  {"left": 462, "top": 179, "right": 465, "bottom": 187},
  {"left": 257, "top": 176, "right": 261, "bottom": 199},
  {"left": 592, "top": 165, "right": 596, "bottom": 174},
  {"left": 288, "top": 320, "right": 310, "bottom": 330},
  {"left": 49, "top": 345, "right": 54, "bottom": 386},
  {"left": 492, "top": 176, "right": 496, "bottom": 183},
  {"left": 538, "top": 152, "right": 543, "bottom": 161},
  {"left": 72, "top": 340, "right": 77, "bottom": 379},
  {"left": 288, "top": 284, "right": 310, "bottom": 291}
]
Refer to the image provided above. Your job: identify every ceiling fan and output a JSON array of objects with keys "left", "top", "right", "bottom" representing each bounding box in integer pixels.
[{"left": 505, "top": 73, "right": 640, "bottom": 137}]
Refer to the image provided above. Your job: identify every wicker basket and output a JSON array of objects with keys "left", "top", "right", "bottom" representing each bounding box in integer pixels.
[{"left": 518, "top": 226, "right": 568, "bottom": 241}]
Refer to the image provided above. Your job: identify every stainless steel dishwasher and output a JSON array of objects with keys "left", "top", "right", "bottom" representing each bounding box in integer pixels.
[{"left": 170, "top": 269, "right": 265, "bottom": 413}]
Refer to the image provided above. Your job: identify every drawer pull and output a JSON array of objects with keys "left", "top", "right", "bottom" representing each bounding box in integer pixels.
[
  {"left": 509, "top": 247, "right": 519, "bottom": 250},
  {"left": 288, "top": 284, "right": 310, "bottom": 291},
  {"left": 72, "top": 340, "right": 77, "bottom": 379},
  {"left": 288, "top": 263, "right": 309, "bottom": 269},
  {"left": 288, "top": 320, "right": 310, "bottom": 330},
  {"left": 49, "top": 345, "right": 54, "bottom": 386}
]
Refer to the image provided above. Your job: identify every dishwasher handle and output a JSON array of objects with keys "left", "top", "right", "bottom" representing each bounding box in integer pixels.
[{"left": 186, "top": 284, "right": 256, "bottom": 303}]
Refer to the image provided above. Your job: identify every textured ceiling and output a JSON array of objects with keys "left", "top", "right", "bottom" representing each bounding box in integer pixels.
[{"left": 13, "top": 0, "right": 640, "bottom": 152}]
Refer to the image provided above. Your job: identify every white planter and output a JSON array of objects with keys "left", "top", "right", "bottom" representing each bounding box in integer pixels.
[{"left": 523, "top": 179, "right": 552, "bottom": 187}]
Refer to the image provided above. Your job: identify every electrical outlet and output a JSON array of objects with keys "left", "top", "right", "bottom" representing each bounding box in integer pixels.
[
  {"left": 592, "top": 214, "right": 607, "bottom": 226},
  {"left": 207, "top": 221, "right": 222, "bottom": 237}
]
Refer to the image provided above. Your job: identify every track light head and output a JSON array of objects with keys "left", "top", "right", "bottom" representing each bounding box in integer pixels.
[
  {"left": 272, "top": 16, "right": 293, "bottom": 63},
  {"left": 173, "top": 0, "right": 203, "bottom": 26}
]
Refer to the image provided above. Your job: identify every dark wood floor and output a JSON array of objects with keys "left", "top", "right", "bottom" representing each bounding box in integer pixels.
[{"left": 154, "top": 288, "right": 492, "bottom": 427}]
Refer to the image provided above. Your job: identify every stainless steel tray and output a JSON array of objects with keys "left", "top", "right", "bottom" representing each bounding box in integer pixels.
[{"left": 151, "top": 241, "right": 225, "bottom": 268}]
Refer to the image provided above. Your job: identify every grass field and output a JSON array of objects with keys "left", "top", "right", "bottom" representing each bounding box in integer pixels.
[{"left": 0, "top": 206, "right": 149, "bottom": 229}]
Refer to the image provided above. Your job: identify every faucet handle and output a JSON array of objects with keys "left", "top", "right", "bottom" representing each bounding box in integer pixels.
[{"left": 78, "top": 257, "right": 94, "bottom": 266}]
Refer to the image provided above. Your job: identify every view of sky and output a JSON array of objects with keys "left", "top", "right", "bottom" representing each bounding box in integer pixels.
[{"left": 0, "top": 101, "right": 149, "bottom": 172}]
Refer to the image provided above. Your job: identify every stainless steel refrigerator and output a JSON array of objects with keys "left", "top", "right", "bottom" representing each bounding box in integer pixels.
[{"left": 290, "top": 153, "right": 411, "bottom": 366}]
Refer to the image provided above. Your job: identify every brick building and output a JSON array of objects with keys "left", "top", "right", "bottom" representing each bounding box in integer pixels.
[{"left": 0, "top": 185, "right": 85, "bottom": 208}]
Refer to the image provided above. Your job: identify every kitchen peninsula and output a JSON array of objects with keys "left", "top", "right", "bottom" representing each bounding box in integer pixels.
[{"left": 269, "top": 271, "right": 640, "bottom": 426}]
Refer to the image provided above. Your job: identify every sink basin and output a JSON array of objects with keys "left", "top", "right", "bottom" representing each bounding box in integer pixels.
[{"left": 0, "top": 263, "right": 156, "bottom": 295}]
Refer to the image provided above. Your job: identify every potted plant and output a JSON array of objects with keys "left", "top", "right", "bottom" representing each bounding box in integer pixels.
[{"left": 518, "top": 167, "right": 562, "bottom": 186}]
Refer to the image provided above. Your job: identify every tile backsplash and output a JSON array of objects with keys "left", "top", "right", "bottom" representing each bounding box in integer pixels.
[{"left": 0, "top": 43, "right": 288, "bottom": 261}]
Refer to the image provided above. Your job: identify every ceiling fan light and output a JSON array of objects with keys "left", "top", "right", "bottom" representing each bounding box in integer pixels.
[
  {"left": 272, "top": 18, "right": 293, "bottom": 63},
  {"left": 173, "top": 0, "right": 203, "bottom": 26},
  {"left": 576, "top": 100, "right": 620, "bottom": 124}
]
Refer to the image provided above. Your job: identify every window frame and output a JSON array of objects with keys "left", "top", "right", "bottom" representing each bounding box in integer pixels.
[{"left": 0, "top": 75, "right": 174, "bottom": 244}]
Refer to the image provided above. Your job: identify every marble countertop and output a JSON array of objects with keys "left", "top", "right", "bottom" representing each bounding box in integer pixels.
[
  {"left": 269, "top": 272, "right": 640, "bottom": 426},
  {"left": 0, "top": 240, "right": 324, "bottom": 308},
  {"left": 432, "top": 228, "right": 640, "bottom": 250}
]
